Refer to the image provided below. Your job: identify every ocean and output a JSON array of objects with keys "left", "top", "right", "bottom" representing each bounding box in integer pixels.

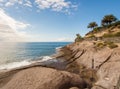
[{"left": 0, "top": 42, "right": 71, "bottom": 70}]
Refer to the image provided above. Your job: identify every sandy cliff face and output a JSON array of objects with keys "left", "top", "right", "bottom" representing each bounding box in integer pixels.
[
  {"left": 64, "top": 41, "right": 120, "bottom": 89},
  {"left": 85, "top": 27, "right": 120, "bottom": 38}
]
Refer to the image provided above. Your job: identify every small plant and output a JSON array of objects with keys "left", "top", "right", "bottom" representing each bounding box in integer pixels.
[
  {"left": 105, "top": 41, "right": 118, "bottom": 49},
  {"left": 109, "top": 44, "right": 118, "bottom": 49},
  {"left": 96, "top": 42, "right": 106, "bottom": 48},
  {"left": 103, "top": 33, "right": 113, "bottom": 38},
  {"left": 108, "top": 43, "right": 118, "bottom": 49},
  {"left": 75, "top": 34, "right": 83, "bottom": 42},
  {"left": 86, "top": 19, "right": 120, "bottom": 36},
  {"left": 102, "top": 31, "right": 120, "bottom": 38},
  {"left": 93, "top": 28, "right": 99, "bottom": 33},
  {"left": 88, "top": 34, "right": 95, "bottom": 38},
  {"left": 95, "top": 41, "right": 118, "bottom": 49},
  {"left": 114, "top": 32, "right": 120, "bottom": 37}
]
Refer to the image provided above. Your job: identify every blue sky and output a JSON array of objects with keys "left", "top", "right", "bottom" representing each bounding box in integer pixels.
[{"left": 0, "top": 0, "right": 120, "bottom": 42}]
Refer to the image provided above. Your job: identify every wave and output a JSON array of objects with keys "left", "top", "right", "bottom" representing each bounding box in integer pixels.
[
  {"left": 0, "top": 56, "right": 53, "bottom": 70},
  {"left": 56, "top": 46, "right": 62, "bottom": 50}
]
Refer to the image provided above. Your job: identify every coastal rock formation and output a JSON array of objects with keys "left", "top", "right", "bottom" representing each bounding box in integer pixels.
[
  {"left": 0, "top": 67, "right": 87, "bottom": 89},
  {"left": 60, "top": 41, "right": 120, "bottom": 89},
  {"left": 0, "top": 40, "right": 120, "bottom": 89}
]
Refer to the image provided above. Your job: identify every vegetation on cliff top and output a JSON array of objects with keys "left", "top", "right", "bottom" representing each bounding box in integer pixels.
[
  {"left": 87, "top": 22, "right": 98, "bottom": 30},
  {"left": 75, "top": 34, "right": 84, "bottom": 42},
  {"left": 86, "top": 14, "right": 120, "bottom": 37},
  {"left": 94, "top": 41, "right": 118, "bottom": 49},
  {"left": 74, "top": 14, "right": 119, "bottom": 49}
]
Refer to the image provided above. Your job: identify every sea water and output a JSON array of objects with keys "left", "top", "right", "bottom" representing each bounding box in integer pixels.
[{"left": 0, "top": 42, "right": 71, "bottom": 70}]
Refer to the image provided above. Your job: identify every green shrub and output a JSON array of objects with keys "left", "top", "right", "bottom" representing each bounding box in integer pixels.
[
  {"left": 96, "top": 42, "right": 106, "bottom": 48},
  {"left": 102, "top": 31, "right": 120, "bottom": 38},
  {"left": 108, "top": 43, "right": 118, "bottom": 49},
  {"left": 104, "top": 21, "right": 120, "bottom": 28},
  {"left": 86, "top": 21, "right": 120, "bottom": 36},
  {"left": 105, "top": 41, "right": 118, "bottom": 49},
  {"left": 75, "top": 34, "right": 84, "bottom": 42},
  {"left": 103, "top": 33, "right": 114, "bottom": 38},
  {"left": 114, "top": 32, "right": 120, "bottom": 37},
  {"left": 95, "top": 41, "right": 118, "bottom": 49},
  {"left": 88, "top": 34, "right": 95, "bottom": 38},
  {"left": 112, "top": 21, "right": 120, "bottom": 27},
  {"left": 93, "top": 28, "right": 99, "bottom": 33}
]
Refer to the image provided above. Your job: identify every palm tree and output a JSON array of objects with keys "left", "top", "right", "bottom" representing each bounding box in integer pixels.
[
  {"left": 87, "top": 22, "right": 98, "bottom": 30},
  {"left": 101, "top": 14, "right": 117, "bottom": 26}
]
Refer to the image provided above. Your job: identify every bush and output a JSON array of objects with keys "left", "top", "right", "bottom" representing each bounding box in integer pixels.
[
  {"left": 75, "top": 34, "right": 84, "bottom": 42},
  {"left": 96, "top": 42, "right": 106, "bottom": 48},
  {"left": 105, "top": 41, "right": 118, "bottom": 49},
  {"left": 114, "top": 32, "right": 120, "bottom": 37},
  {"left": 112, "top": 21, "right": 120, "bottom": 27},
  {"left": 86, "top": 21, "right": 120, "bottom": 36},
  {"left": 102, "top": 31, "right": 120, "bottom": 38},
  {"left": 108, "top": 43, "right": 118, "bottom": 49},
  {"left": 95, "top": 41, "right": 118, "bottom": 49},
  {"left": 103, "top": 21, "right": 120, "bottom": 28},
  {"left": 103, "top": 33, "right": 114, "bottom": 38},
  {"left": 88, "top": 34, "right": 95, "bottom": 38}
]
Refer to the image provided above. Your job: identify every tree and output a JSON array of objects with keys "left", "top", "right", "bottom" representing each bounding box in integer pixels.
[
  {"left": 75, "top": 34, "right": 83, "bottom": 42},
  {"left": 87, "top": 22, "right": 98, "bottom": 30},
  {"left": 101, "top": 14, "right": 117, "bottom": 26}
]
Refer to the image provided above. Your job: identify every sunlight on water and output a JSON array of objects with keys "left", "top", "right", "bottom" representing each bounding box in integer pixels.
[
  {"left": 0, "top": 42, "right": 71, "bottom": 65},
  {"left": 0, "top": 42, "right": 23, "bottom": 64}
]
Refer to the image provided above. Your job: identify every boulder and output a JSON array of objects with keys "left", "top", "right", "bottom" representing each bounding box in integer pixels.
[{"left": 1, "top": 67, "right": 87, "bottom": 89}]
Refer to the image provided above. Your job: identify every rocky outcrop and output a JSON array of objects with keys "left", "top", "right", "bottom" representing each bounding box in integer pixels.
[
  {"left": 61, "top": 41, "right": 120, "bottom": 89},
  {"left": 0, "top": 40, "right": 120, "bottom": 89},
  {"left": 0, "top": 67, "right": 88, "bottom": 89}
]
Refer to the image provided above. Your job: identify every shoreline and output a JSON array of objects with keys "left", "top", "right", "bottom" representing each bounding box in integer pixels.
[
  {"left": 0, "top": 40, "right": 120, "bottom": 89},
  {"left": 0, "top": 46, "right": 72, "bottom": 88},
  {"left": 0, "top": 44, "right": 92, "bottom": 89}
]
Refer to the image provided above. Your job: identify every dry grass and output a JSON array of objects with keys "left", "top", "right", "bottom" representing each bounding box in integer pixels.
[{"left": 94, "top": 41, "right": 118, "bottom": 49}]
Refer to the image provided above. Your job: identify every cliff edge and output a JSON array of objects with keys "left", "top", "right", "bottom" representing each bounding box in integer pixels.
[{"left": 59, "top": 40, "right": 120, "bottom": 89}]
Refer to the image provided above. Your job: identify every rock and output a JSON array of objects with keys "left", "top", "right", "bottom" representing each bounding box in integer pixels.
[
  {"left": 1, "top": 67, "right": 87, "bottom": 89},
  {"left": 1, "top": 40, "right": 120, "bottom": 89},
  {"left": 62, "top": 41, "right": 120, "bottom": 89},
  {"left": 69, "top": 87, "right": 79, "bottom": 89}
]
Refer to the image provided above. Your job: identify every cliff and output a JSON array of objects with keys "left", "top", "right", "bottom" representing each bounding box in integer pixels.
[
  {"left": 85, "top": 21, "right": 120, "bottom": 43},
  {"left": 58, "top": 41, "right": 120, "bottom": 89}
]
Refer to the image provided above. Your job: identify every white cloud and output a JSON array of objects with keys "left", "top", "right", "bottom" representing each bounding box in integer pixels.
[
  {"left": 0, "top": 8, "right": 30, "bottom": 42},
  {"left": 35, "top": 0, "right": 71, "bottom": 11},
  {"left": 56, "top": 37, "right": 73, "bottom": 42},
  {"left": 24, "top": 0, "right": 32, "bottom": 7},
  {"left": 5, "top": 0, "right": 17, "bottom": 7},
  {"left": 0, "top": 0, "right": 77, "bottom": 13},
  {"left": 4, "top": 0, "right": 32, "bottom": 7},
  {"left": 18, "top": 0, "right": 23, "bottom": 4},
  {"left": 0, "top": 0, "right": 3, "bottom": 2},
  {"left": 5, "top": 2, "right": 14, "bottom": 7}
]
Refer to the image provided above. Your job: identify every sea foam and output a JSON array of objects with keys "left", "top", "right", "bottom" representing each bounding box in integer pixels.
[{"left": 0, "top": 56, "right": 52, "bottom": 70}]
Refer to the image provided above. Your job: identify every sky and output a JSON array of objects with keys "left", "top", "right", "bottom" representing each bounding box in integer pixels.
[{"left": 0, "top": 0, "right": 120, "bottom": 42}]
